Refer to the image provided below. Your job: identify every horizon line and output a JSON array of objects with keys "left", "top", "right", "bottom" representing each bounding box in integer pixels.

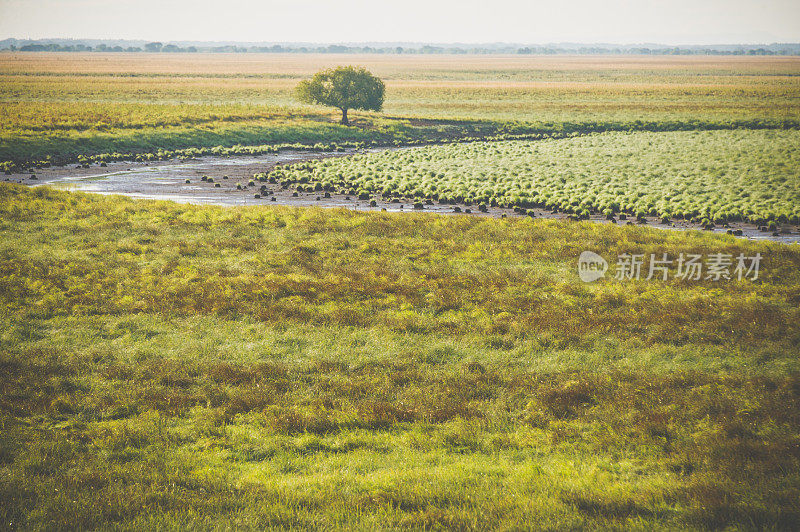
[{"left": 2, "top": 38, "right": 800, "bottom": 48}]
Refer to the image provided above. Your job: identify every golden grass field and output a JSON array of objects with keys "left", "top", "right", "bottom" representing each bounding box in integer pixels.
[
  {"left": 1, "top": 52, "right": 799, "bottom": 163},
  {"left": 3, "top": 52, "right": 799, "bottom": 76}
]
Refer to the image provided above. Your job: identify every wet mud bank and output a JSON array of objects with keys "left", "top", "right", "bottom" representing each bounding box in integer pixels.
[{"left": 6, "top": 148, "right": 798, "bottom": 244}]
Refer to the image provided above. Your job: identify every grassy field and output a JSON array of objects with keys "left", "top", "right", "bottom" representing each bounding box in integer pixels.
[
  {"left": 1, "top": 53, "right": 799, "bottom": 162},
  {"left": 1, "top": 184, "right": 799, "bottom": 529},
  {"left": 2, "top": 52, "right": 800, "bottom": 530}
]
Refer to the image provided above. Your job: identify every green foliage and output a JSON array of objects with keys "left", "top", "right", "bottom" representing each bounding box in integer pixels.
[
  {"left": 296, "top": 66, "right": 385, "bottom": 124},
  {"left": 272, "top": 129, "right": 800, "bottom": 224}
]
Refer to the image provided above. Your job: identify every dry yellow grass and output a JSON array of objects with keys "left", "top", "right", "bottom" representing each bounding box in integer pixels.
[{"left": 2, "top": 52, "right": 800, "bottom": 78}]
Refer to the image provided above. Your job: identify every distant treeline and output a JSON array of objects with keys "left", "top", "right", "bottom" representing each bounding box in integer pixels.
[
  {"left": 3, "top": 40, "right": 799, "bottom": 55},
  {"left": 9, "top": 43, "right": 197, "bottom": 53}
]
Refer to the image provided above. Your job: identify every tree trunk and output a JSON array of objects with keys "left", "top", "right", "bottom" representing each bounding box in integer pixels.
[{"left": 340, "top": 108, "right": 349, "bottom": 125}]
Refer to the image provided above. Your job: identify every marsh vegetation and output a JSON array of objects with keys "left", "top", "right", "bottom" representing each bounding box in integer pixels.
[
  {"left": 1, "top": 52, "right": 800, "bottom": 530},
  {"left": 2, "top": 186, "right": 800, "bottom": 529}
]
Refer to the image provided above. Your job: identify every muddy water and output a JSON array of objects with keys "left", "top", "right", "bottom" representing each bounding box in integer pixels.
[
  {"left": 6, "top": 149, "right": 799, "bottom": 244},
  {"left": 19, "top": 150, "right": 370, "bottom": 207}
]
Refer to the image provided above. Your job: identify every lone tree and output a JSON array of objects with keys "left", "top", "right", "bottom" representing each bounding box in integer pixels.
[{"left": 295, "top": 66, "right": 384, "bottom": 125}]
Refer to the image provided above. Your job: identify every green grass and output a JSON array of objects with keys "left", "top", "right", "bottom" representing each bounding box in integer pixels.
[
  {"left": 2, "top": 184, "right": 799, "bottom": 529},
  {"left": 268, "top": 129, "right": 800, "bottom": 224},
  {"left": 0, "top": 102, "right": 500, "bottom": 164}
]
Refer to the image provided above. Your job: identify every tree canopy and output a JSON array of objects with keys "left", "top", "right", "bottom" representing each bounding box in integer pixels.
[{"left": 295, "top": 66, "right": 385, "bottom": 125}]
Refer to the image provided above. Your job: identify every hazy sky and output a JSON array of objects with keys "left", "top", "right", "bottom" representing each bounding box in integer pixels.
[{"left": 0, "top": 0, "right": 798, "bottom": 44}]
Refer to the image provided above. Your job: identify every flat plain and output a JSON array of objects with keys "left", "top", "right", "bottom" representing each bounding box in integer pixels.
[
  {"left": 2, "top": 53, "right": 799, "bottom": 160},
  {"left": 1, "top": 53, "right": 799, "bottom": 530}
]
